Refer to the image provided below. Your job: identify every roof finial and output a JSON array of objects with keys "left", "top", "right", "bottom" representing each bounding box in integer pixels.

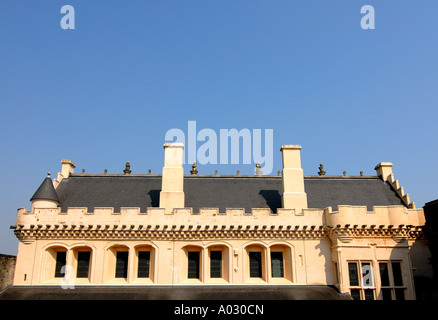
[
  {"left": 318, "top": 163, "right": 326, "bottom": 176},
  {"left": 360, "top": 171, "right": 364, "bottom": 176},
  {"left": 343, "top": 171, "right": 347, "bottom": 176},
  {"left": 190, "top": 162, "right": 198, "bottom": 175},
  {"left": 124, "top": 161, "right": 131, "bottom": 175},
  {"left": 255, "top": 163, "right": 262, "bottom": 176},
  {"left": 47, "top": 171, "right": 51, "bottom": 177}
]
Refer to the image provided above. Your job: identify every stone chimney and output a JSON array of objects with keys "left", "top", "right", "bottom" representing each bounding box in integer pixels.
[
  {"left": 61, "top": 159, "right": 76, "bottom": 178},
  {"left": 280, "top": 145, "right": 308, "bottom": 212},
  {"left": 53, "top": 159, "right": 76, "bottom": 188},
  {"left": 160, "top": 143, "right": 185, "bottom": 212},
  {"left": 374, "top": 162, "right": 393, "bottom": 181}
]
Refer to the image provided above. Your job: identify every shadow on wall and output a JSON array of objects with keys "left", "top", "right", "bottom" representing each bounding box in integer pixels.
[
  {"left": 409, "top": 238, "right": 436, "bottom": 300},
  {"left": 315, "top": 240, "right": 333, "bottom": 286}
]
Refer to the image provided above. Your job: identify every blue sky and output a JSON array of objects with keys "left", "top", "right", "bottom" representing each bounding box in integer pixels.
[{"left": 0, "top": 1, "right": 437, "bottom": 255}]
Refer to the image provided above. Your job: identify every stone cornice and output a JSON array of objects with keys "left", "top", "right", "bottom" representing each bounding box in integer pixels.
[{"left": 13, "top": 224, "right": 425, "bottom": 242}]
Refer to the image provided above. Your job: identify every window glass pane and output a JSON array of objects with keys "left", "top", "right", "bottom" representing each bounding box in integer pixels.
[
  {"left": 76, "top": 251, "right": 90, "bottom": 278},
  {"left": 364, "top": 289, "right": 375, "bottom": 300},
  {"left": 392, "top": 262, "right": 403, "bottom": 286},
  {"left": 361, "top": 263, "right": 373, "bottom": 287},
  {"left": 348, "top": 262, "right": 359, "bottom": 286},
  {"left": 188, "top": 251, "right": 200, "bottom": 279},
  {"left": 210, "top": 251, "right": 222, "bottom": 278},
  {"left": 138, "top": 251, "right": 150, "bottom": 278},
  {"left": 395, "top": 288, "right": 405, "bottom": 300},
  {"left": 115, "top": 251, "right": 129, "bottom": 278},
  {"left": 249, "top": 252, "right": 262, "bottom": 278},
  {"left": 55, "top": 251, "right": 67, "bottom": 278},
  {"left": 350, "top": 289, "right": 361, "bottom": 300},
  {"left": 271, "top": 252, "right": 284, "bottom": 278},
  {"left": 381, "top": 288, "right": 393, "bottom": 300},
  {"left": 379, "top": 263, "right": 390, "bottom": 286}
]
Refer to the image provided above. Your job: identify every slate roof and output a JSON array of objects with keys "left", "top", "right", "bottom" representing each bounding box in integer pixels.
[
  {"left": 30, "top": 175, "right": 60, "bottom": 203},
  {"left": 53, "top": 174, "right": 406, "bottom": 213}
]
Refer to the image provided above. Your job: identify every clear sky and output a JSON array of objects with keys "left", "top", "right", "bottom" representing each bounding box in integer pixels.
[{"left": 0, "top": 1, "right": 437, "bottom": 255}]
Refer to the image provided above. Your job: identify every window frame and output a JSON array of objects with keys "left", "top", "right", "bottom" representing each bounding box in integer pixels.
[
  {"left": 347, "top": 260, "right": 376, "bottom": 300},
  {"left": 378, "top": 261, "right": 406, "bottom": 300}
]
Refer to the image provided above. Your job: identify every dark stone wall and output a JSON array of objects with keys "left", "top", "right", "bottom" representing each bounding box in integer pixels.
[{"left": 0, "top": 254, "right": 16, "bottom": 291}]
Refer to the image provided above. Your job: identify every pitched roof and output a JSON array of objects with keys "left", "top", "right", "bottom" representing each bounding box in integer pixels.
[
  {"left": 30, "top": 175, "right": 59, "bottom": 203},
  {"left": 54, "top": 174, "right": 405, "bottom": 213}
]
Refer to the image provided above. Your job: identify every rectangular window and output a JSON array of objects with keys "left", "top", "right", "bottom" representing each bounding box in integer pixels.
[
  {"left": 210, "top": 251, "right": 222, "bottom": 278},
  {"left": 379, "top": 263, "right": 390, "bottom": 286},
  {"left": 348, "top": 262, "right": 359, "bottom": 286},
  {"left": 249, "top": 252, "right": 262, "bottom": 278},
  {"left": 392, "top": 262, "right": 403, "bottom": 286},
  {"left": 348, "top": 261, "right": 375, "bottom": 300},
  {"left": 188, "top": 251, "right": 200, "bottom": 279},
  {"left": 379, "top": 261, "right": 406, "bottom": 300},
  {"left": 76, "top": 251, "right": 90, "bottom": 278},
  {"left": 54, "top": 251, "right": 67, "bottom": 278},
  {"left": 271, "top": 252, "right": 284, "bottom": 278},
  {"left": 361, "top": 262, "right": 373, "bottom": 287},
  {"left": 115, "top": 251, "right": 129, "bottom": 278},
  {"left": 138, "top": 251, "right": 150, "bottom": 278}
]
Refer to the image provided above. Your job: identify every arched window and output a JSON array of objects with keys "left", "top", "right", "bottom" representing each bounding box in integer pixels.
[
  {"left": 134, "top": 245, "right": 155, "bottom": 283},
  {"left": 206, "top": 244, "right": 230, "bottom": 283},
  {"left": 105, "top": 244, "right": 130, "bottom": 283},
  {"left": 182, "top": 245, "right": 204, "bottom": 283},
  {"left": 244, "top": 244, "right": 268, "bottom": 283},
  {"left": 42, "top": 245, "right": 68, "bottom": 283},
  {"left": 72, "top": 245, "right": 93, "bottom": 282},
  {"left": 269, "top": 244, "right": 293, "bottom": 283}
]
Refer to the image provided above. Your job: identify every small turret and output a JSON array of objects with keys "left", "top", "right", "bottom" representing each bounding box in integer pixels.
[{"left": 30, "top": 172, "right": 59, "bottom": 211}]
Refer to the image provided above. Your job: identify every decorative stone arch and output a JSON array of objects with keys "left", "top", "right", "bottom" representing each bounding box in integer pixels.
[
  {"left": 268, "top": 242, "right": 294, "bottom": 283},
  {"left": 103, "top": 243, "right": 130, "bottom": 283},
  {"left": 133, "top": 243, "right": 158, "bottom": 283},
  {"left": 243, "top": 242, "right": 269, "bottom": 283},
  {"left": 181, "top": 244, "right": 205, "bottom": 283},
  {"left": 205, "top": 241, "right": 232, "bottom": 283},
  {"left": 69, "top": 244, "right": 94, "bottom": 284},
  {"left": 40, "top": 243, "right": 69, "bottom": 283}
]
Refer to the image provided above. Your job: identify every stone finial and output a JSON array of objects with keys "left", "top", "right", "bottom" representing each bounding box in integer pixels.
[
  {"left": 190, "top": 162, "right": 198, "bottom": 175},
  {"left": 215, "top": 170, "right": 218, "bottom": 175},
  {"left": 148, "top": 169, "right": 151, "bottom": 174},
  {"left": 237, "top": 170, "right": 240, "bottom": 176},
  {"left": 124, "top": 161, "right": 131, "bottom": 174},
  {"left": 360, "top": 171, "right": 364, "bottom": 176},
  {"left": 343, "top": 171, "right": 347, "bottom": 176},
  {"left": 81, "top": 169, "right": 85, "bottom": 173},
  {"left": 278, "top": 170, "right": 281, "bottom": 176},
  {"left": 104, "top": 169, "right": 107, "bottom": 174},
  {"left": 318, "top": 163, "right": 326, "bottom": 176},
  {"left": 255, "top": 163, "right": 262, "bottom": 176}
]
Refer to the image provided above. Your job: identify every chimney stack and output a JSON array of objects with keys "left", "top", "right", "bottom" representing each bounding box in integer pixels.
[
  {"left": 374, "top": 162, "right": 393, "bottom": 181},
  {"left": 160, "top": 143, "right": 185, "bottom": 212},
  {"left": 280, "top": 145, "right": 308, "bottom": 212}
]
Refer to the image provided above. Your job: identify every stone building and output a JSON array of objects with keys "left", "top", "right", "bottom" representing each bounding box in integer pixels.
[
  {"left": 3, "top": 143, "right": 431, "bottom": 300},
  {"left": 0, "top": 254, "right": 16, "bottom": 291}
]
